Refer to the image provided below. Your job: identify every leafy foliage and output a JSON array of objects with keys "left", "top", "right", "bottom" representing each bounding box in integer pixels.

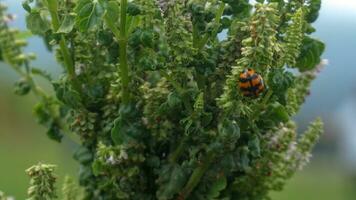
[
  {"left": 0, "top": 0, "right": 325, "bottom": 199},
  {"left": 295, "top": 36, "right": 325, "bottom": 72}
]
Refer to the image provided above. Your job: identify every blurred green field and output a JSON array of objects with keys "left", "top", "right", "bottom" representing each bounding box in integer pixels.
[
  {"left": 0, "top": 72, "right": 354, "bottom": 200},
  {"left": 271, "top": 161, "right": 355, "bottom": 200},
  {"left": 0, "top": 76, "right": 78, "bottom": 199}
]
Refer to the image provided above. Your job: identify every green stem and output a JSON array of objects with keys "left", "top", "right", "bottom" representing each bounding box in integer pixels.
[
  {"left": 118, "top": 38, "right": 130, "bottom": 104},
  {"left": 46, "top": 0, "right": 79, "bottom": 89},
  {"left": 120, "top": 0, "right": 128, "bottom": 38},
  {"left": 196, "top": 73, "right": 206, "bottom": 91},
  {"left": 179, "top": 153, "right": 215, "bottom": 199},
  {"left": 104, "top": 0, "right": 131, "bottom": 104},
  {"left": 197, "top": 3, "right": 225, "bottom": 50},
  {"left": 192, "top": 25, "right": 199, "bottom": 48},
  {"left": 261, "top": 89, "right": 273, "bottom": 106},
  {"left": 119, "top": 0, "right": 130, "bottom": 104},
  {"left": 169, "top": 137, "right": 186, "bottom": 164}
]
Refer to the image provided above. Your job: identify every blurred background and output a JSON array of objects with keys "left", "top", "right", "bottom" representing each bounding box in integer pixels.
[{"left": 0, "top": 0, "right": 355, "bottom": 199}]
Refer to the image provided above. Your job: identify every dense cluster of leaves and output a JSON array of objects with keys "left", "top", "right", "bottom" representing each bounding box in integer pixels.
[{"left": 0, "top": 0, "right": 325, "bottom": 199}]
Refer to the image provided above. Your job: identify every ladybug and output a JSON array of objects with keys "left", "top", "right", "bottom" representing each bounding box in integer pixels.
[{"left": 239, "top": 68, "right": 265, "bottom": 97}]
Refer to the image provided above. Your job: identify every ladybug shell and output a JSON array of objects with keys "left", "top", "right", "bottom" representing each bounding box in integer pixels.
[{"left": 239, "top": 68, "right": 265, "bottom": 97}]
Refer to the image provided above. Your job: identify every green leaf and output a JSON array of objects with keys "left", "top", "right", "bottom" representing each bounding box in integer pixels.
[
  {"left": 75, "top": 0, "right": 105, "bottom": 32},
  {"left": 33, "top": 103, "right": 51, "bottom": 125},
  {"left": 167, "top": 92, "right": 181, "bottom": 108},
  {"left": 295, "top": 36, "right": 325, "bottom": 72},
  {"left": 127, "top": 2, "right": 141, "bottom": 16},
  {"left": 248, "top": 135, "right": 260, "bottom": 157},
  {"left": 218, "top": 119, "right": 240, "bottom": 139},
  {"left": 268, "top": 102, "right": 289, "bottom": 123},
  {"left": 111, "top": 117, "right": 127, "bottom": 145},
  {"left": 239, "top": 147, "right": 250, "bottom": 171},
  {"left": 57, "top": 13, "right": 75, "bottom": 33},
  {"left": 206, "top": 176, "right": 227, "bottom": 199},
  {"left": 268, "top": 68, "right": 295, "bottom": 105},
  {"left": 53, "top": 82, "right": 82, "bottom": 109},
  {"left": 73, "top": 147, "right": 93, "bottom": 164},
  {"left": 26, "top": 11, "right": 50, "bottom": 35},
  {"left": 31, "top": 68, "right": 52, "bottom": 81},
  {"left": 157, "top": 165, "right": 188, "bottom": 200},
  {"left": 22, "top": 0, "right": 33, "bottom": 13},
  {"left": 14, "top": 79, "right": 31, "bottom": 96},
  {"left": 306, "top": 0, "right": 321, "bottom": 23},
  {"left": 111, "top": 104, "right": 143, "bottom": 145},
  {"left": 92, "top": 160, "right": 104, "bottom": 176},
  {"left": 104, "top": 1, "right": 120, "bottom": 22},
  {"left": 47, "top": 122, "right": 63, "bottom": 142}
]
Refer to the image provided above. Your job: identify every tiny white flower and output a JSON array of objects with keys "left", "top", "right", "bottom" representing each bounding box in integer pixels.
[{"left": 106, "top": 155, "right": 117, "bottom": 165}]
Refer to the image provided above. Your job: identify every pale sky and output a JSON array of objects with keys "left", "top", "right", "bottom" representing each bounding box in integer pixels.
[{"left": 323, "top": 0, "right": 356, "bottom": 11}]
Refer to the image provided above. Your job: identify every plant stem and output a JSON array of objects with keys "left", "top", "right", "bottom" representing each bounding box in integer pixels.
[
  {"left": 192, "top": 25, "right": 199, "bottom": 48},
  {"left": 118, "top": 0, "right": 130, "bottom": 104},
  {"left": 261, "top": 89, "right": 273, "bottom": 106},
  {"left": 169, "top": 137, "right": 186, "bottom": 163},
  {"left": 197, "top": 3, "right": 225, "bottom": 50},
  {"left": 179, "top": 153, "right": 215, "bottom": 199},
  {"left": 104, "top": 0, "right": 131, "bottom": 104},
  {"left": 46, "top": 0, "right": 79, "bottom": 90},
  {"left": 47, "top": 0, "right": 80, "bottom": 92},
  {"left": 46, "top": 0, "right": 73, "bottom": 72}
]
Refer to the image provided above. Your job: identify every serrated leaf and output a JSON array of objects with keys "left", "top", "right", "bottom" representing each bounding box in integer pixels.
[
  {"left": 218, "top": 119, "right": 240, "bottom": 139},
  {"left": 105, "top": 1, "right": 120, "bottom": 22},
  {"left": 157, "top": 165, "right": 187, "bottom": 200},
  {"left": 295, "top": 37, "right": 325, "bottom": 72},
  {"left": 111, "top": 104, "right": 143, "bottom": 145},
  {"left": 306, "top": 0, "right": 321, "bottom": 23},
  {"left": 53, "top": 82, "right": 82, "bottom": 109},
  {"left": 26, "top": 11, "right": 50, "bottom": 35},
  {"left": 57, "top": 14, "right": 75, "bottom": 33},
  {"left": 75, "top": 0, "right": 104, "bottom": 32},
  {"left": 167, "top": 92, "right": 181, "bottom": 108}
]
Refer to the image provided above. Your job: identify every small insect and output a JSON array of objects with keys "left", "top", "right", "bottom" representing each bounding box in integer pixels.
[{"left": 239, "top": 68, "right": 265, "bottom": 97}]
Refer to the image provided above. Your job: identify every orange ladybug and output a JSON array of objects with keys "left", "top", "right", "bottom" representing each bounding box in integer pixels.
[{"left": 239, "top": 68, "right": 265, "bottom": 97}]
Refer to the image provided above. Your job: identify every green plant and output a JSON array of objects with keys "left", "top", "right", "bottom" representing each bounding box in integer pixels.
[
  {"left": 0, "top": 0, "right": 325, "bottom": 199},
  {"left": 26, "top": 164, "right": 58, "bottom": 200}
]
